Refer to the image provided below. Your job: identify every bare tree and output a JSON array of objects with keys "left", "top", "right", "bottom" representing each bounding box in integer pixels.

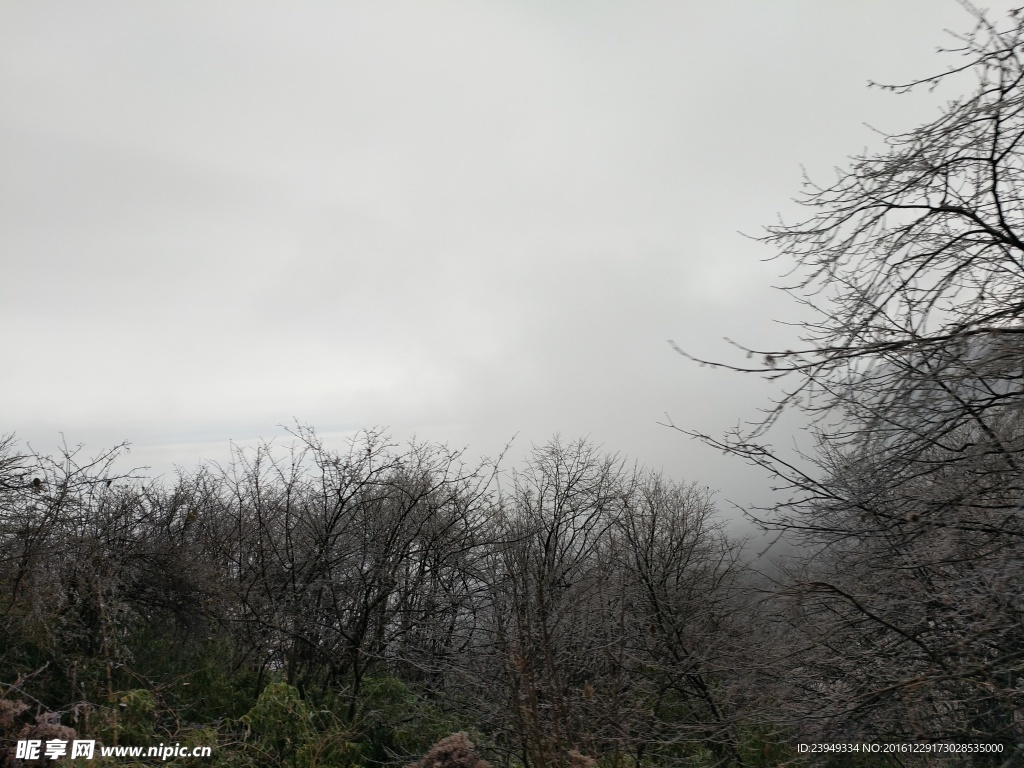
[
  {"left": 214, "top": 426, "right": 497, "bottom": 723},
  {"left": 485, "top": 438, "right": 625, "bottom": 768},
  {"left": 674, "top": 6, "right": 1024, "bottom": 752},
  {"left": 460, "top": 439, "right": 751, "bottom": 768},
  {"left": 610, "top": 477, "right": 750, "bottom": 767}
]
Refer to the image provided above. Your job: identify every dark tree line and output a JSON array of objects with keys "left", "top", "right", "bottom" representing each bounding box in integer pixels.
[{"left": 0, "top": 431, "right": 759, "bottom": 768}]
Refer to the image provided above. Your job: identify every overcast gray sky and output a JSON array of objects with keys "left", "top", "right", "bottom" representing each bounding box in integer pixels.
[{"left": 3, "top": 1, "right": 1016, "bottom": 524}]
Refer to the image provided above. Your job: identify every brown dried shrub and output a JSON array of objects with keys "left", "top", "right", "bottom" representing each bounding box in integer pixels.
[
  {"left": 406, "top": 732, "right": 491, "bottom": 768},
  {"left": 4, "top": 713, "right": 77, "bottom": 768},
  {"left": 0, "top": 700, "right": 29, "bottom": 737},
  {"left": 0, "top": 699, "right": 31, "bottom": 768},
  {"left": 18, "top": 711, "right": 77, "bottom": 744},
  {"left": 567, "top": 750, "right": 596, "bottom": 768}
]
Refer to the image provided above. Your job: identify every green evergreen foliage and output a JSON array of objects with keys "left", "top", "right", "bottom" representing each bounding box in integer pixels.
[
  {"left": 241, "top": 682, "right": 314, "bottom": 766},
  {"left": 354, "top": 676, "right": 465, "bottom": 766}
]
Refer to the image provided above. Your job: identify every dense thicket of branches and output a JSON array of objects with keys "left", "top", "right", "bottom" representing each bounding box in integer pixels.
[
  {"left": 0, "top": 431, "right": 762, "bottom": 768},
  {"left": 677, "top": 5, "right": 1024, "bottom": 760}
]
